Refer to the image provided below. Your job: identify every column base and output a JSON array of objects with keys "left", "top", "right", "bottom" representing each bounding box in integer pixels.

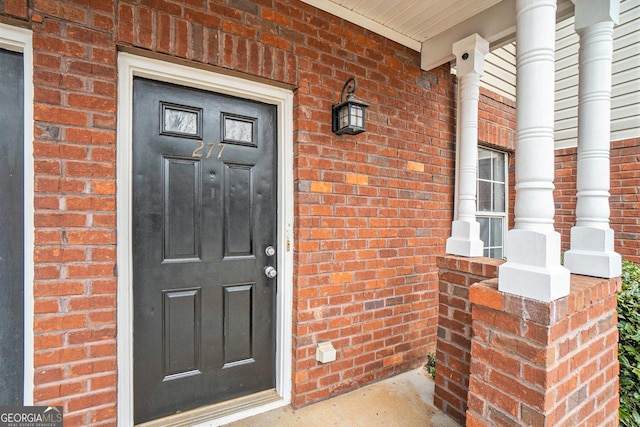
[
  {"left": 564, "top": 226, "right": 622, "bottom": 278},
  {"left": 498, "top": 229, "right": 570, "bottom": 302},
  {"left": 446, "top": 220, "right": 484, "bottom": 257}
]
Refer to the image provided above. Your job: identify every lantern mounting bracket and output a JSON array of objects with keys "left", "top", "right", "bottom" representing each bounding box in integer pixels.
[{"left": 340, "top": 77, "right": 357, "bottom": 103}]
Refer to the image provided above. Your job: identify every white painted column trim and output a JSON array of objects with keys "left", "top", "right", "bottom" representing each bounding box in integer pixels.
[
  {"left": 446, "top": 34, "right": 488, "bottom": 258},
  {"left": 0, "top": 23, "right": 35, "bottom": 406},
  {"left": 498, "top": 0, "right": 570, "bottom": 302},
  {"left": 563, "top": 0, "right": 622, "bottom": 278}
]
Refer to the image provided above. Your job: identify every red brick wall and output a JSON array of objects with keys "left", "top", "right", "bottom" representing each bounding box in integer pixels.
[
  {"left": 4, "top": 0, "right": 459, "bottom": 423},
  {"left": 478, "top": 88, "right": 517, "bottom": 229},
  {"left": 555, "top": 137, "right": 640, "bottom": 264},
  {"left": 555, "top": 146, "right": 578, "bottom": 251},
  {"left": 434, "top": 255, "right": 503, "bottom": 424},
  {"left": 290, "top": 38, "right": 455, "bottom": 407},
  {"left": 26, "top": 1, "right": 119, "bottom": 426},
  {"left": 116, "top": 0, "right": 460, "bottom": 411},
  {"left": 8, "top": 0, "right": 633, "bottom": 422},
  {"left": 467, "top": 275, "right": 620, "bottom": 426},
  {"left": 0, "top": 0, "right": 28, "bottom": 21},
  {"left": 478, "top": 87, "right": 516, "bottom": 152}
]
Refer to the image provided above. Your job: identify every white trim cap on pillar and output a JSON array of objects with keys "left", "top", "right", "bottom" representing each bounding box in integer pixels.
[
  {"left": 565, "top": 227, "right": 621, "bottom": 278},
  {"left": 452, "top": 33, "right": 490, "bottom": 76},
  {"left": 446, "top": 221, "right": 484, "bottom": 257},
  {"left": 575, "top": 0, "right": 620, "bottom": 29},
  {"left": 500, "top": 229, "right": 570, "bottom": 302}
]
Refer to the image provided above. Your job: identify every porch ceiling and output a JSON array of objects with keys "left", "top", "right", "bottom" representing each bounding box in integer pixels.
[{"left": 298, "top": 0, "right": 576, "bottom": 71}]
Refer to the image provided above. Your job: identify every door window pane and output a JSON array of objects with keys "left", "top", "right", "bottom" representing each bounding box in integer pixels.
[
  {"left": 224, "top": 117, "right": 253, "bottom": 143},
  {"left": 165, "top": 109, "right": 198, "bottom": 135},
  {"left": 161, "top": 103, "right": 202, "bottom": 138}
]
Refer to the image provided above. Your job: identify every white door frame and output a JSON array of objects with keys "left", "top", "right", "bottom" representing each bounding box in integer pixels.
[
  {"left": 116, "top": 53, "right": 294, "bottom": 426},
  {"left": 0, "top": 23, "right": 35, "bottom": 406}
]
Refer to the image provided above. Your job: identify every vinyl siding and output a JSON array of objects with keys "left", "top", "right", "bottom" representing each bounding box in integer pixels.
[
  {"left": 480, "top": 0, "right": 640, "bottom": 149},
  {"left": 481, "top": 43, "right": 516, "bottom": 101}
]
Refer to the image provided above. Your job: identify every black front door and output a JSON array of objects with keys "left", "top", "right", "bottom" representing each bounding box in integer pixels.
[
  {"left": 0, "top": 48, "right": 25, "bottom": 405},
  {"left": 132, "top": 78, "right": 278, "bottom": 424}
]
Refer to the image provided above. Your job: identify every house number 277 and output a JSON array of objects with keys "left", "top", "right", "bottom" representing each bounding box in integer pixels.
[{"left": 192, "top": 141, "right": 227, "bottom": 159}]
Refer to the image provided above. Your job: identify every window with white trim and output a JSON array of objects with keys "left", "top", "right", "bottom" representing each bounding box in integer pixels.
[{"left": 477, "top": 147, "right": 507, "bottom": 258}]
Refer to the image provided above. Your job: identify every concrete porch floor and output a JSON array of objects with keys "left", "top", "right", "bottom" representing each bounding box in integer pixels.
[{"left": 223, "top": 368, "right": 461, "bottom": 427}]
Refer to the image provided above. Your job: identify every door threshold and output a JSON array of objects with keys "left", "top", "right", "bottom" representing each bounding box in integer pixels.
[{"left": 136, "top": 389, "right": 282, "bottom": 427}]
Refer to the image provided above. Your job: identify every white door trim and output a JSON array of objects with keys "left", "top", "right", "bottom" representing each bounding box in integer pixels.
[
  {"left": 116, "top": 53, "right": 294, "bottom": 426},
  {"left": 0, "top": 23, "right": 35, "bottom": 406}
]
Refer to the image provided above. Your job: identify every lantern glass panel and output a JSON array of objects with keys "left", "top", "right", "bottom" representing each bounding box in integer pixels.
[
  {"left": 339, "top": 106, "right": 349, "bottom": 129},
  {"left": 351, "top": 105, "right": 364, "bottom": 128}
]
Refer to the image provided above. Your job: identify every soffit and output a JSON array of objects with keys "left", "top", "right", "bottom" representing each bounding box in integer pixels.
[
  {"left": 298, "top": 0, "right": 576, "bottom": 70},
  {"left": 298, "top": 0, "right": 502, "bottom": 51}
]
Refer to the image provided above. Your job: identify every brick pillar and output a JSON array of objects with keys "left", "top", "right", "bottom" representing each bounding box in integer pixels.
[
  {"left": 435, "top": 256, "right": 503, "bottom": 424},
  {"left": 467, "top": 275, "right": 620, "bottom": 426}
]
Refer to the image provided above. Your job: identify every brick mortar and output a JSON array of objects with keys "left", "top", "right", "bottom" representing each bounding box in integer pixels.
[
  {"left": 11, "top": 0, "right": 472, "bottom": 422},
  {"left": 555, "top": 137, "right": 640, "bottom": 264},
  {"left": 434, "top": 255, "right": 503, "bottom": 424},
  {"left": 4, "top": 0, "right": 634, "bottom": 421},
  {"left": 468, "top": 274, "right": 620, "bottom": 426}
]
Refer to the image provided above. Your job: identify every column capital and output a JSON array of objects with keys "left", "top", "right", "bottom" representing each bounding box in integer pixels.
[
  {"left": 452, "top": 33, "right": 489, "bottom": 77},
  {"left": 575, "top": 0, "right": 620, "bottom": 30}
]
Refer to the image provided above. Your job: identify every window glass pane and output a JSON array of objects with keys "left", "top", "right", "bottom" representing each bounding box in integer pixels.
[
  {"left": 478, "top": 161, "right": 491, "bottom": 180},
  {"left": 476, "top": 147, "right": 507, "bottom": 259},
  {"left": 478, "top": 217, "right": 489, "bottom": 248},
  {"left": 491, "top": 217, "right": 503, "bottom": 246},
  {"left": 490, "top": 247, "right": 503, "bottom": 259},
  {"left": 493, "top": 153, "right": 505, "bottom": 182},
  {"left": 478, "top": 149, "right": 492, "bottom": 180},
  {"left": 493, "top": 183, "right": 505, "bottom": 212},
  {"left": 478, "top": 181, "right": 492, "bottom": 211}
]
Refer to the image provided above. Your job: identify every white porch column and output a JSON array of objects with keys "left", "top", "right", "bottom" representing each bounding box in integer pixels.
[
  {"left": 498, "top": 0, "right": 570, "bottom": 302},
  {"left": 563, "top": 0, "right": 621, "bottom": 278},
  {"left": 446, "top": 34, "right": 489, "bottom": 257}
]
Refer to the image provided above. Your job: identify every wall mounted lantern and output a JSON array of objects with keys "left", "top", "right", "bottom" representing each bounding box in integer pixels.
[{"left": 332, "top": 77, "right": 369, "bottom": 135}]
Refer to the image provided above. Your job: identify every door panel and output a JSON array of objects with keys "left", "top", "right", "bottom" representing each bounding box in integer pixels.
[
  {"left": 133, "top": 78, "right": 277, "bottom": 424},
  {"left": 223, "top": 284, "right": 254, "bottom": 365},
  {"left": 163, "top": 157, "right": 201, "bottom": 261},
  {"left": 0, "top": 48, "right": 25, "bottom": 405},
  {"left": 163, "top": 288, "right": 201, "bottom": 379},
  {"left": 224, "top": 164, "right": 254, "bottom": 257}
]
